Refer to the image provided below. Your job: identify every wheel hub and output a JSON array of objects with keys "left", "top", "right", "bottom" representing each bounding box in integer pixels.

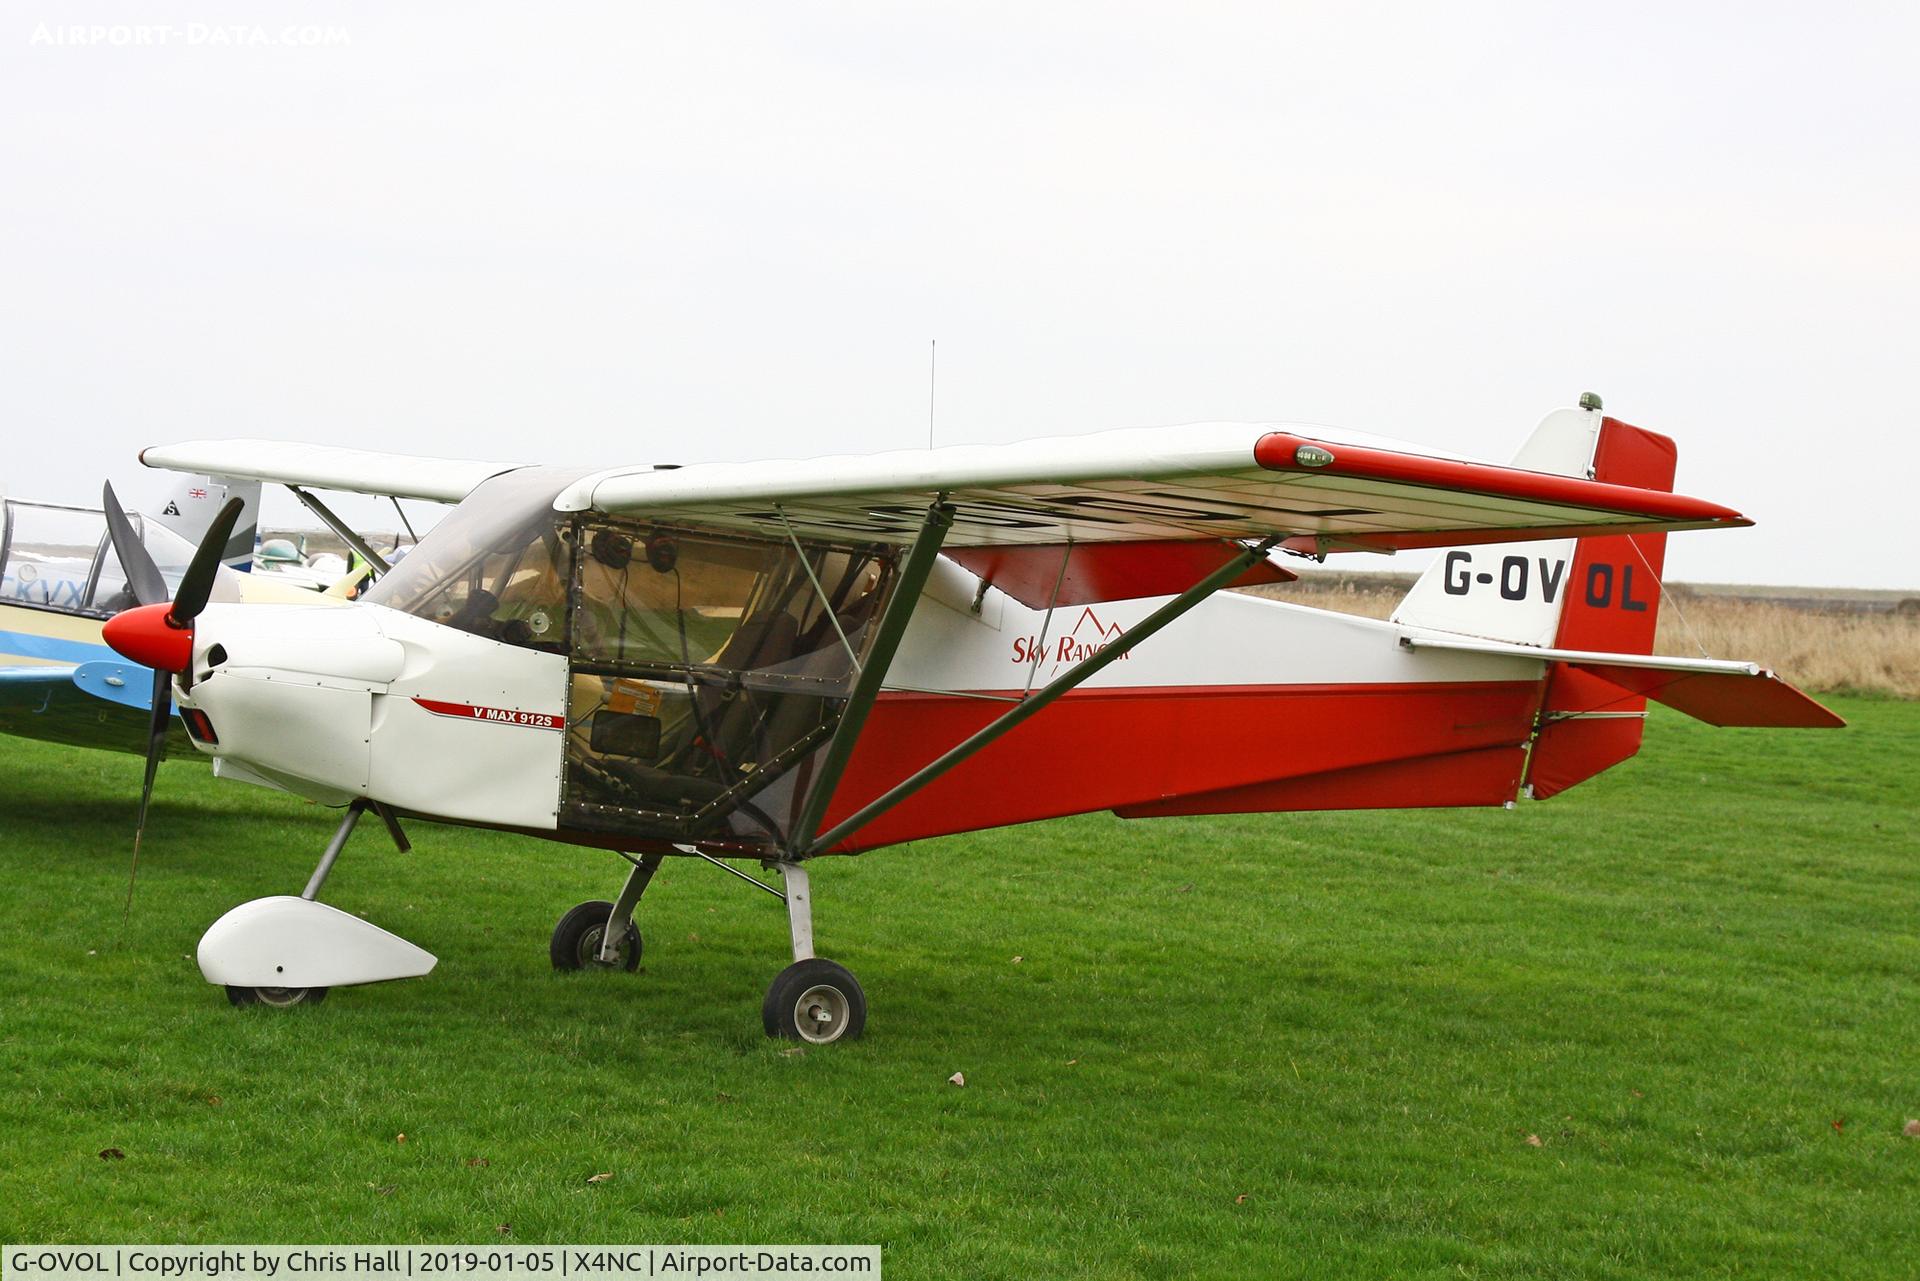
[
  {"left": 577, "top": 924, "right": 628, "bottom": 968},
  {"left": 793, "top": 984, "right": 849, "bottom": 1043}
]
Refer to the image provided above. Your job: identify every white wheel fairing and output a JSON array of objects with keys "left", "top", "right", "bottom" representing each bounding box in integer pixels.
[{"left": 197, "top": 895, "right": 437, "bottom": 988}]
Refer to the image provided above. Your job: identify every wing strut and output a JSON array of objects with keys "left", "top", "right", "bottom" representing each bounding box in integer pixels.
[
  {"left": 287, "top": 485, "right": 393, "bottom": 576},
  {"left": 800, "top": 533, "right": 1282, "bottom": 857},
  {"left": 787, "top": 500, "right": 957, "bottom": 855}
]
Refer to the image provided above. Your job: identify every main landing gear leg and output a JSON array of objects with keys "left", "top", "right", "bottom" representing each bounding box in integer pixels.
[
  {"left": 550, "top": 849, "right": 864, "bottom": 1042},
  {"left": 551, "top": 853, "right": 661, "bottom": 972},
  {"left": 199, "top": 800, "right": 436, "bottom": 1008},
  {"left": 762, "top": 860, "right": 867, "bottom": 1045}
]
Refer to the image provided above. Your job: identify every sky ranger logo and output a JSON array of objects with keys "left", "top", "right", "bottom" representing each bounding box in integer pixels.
[{"left": 1010, "top": 607, "right": 1133, "bottom": 674}]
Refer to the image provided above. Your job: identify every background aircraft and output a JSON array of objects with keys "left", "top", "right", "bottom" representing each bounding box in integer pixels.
[
  {"left": 103, "top": 401, "right": 1840, "bottom": 1037},
  {"left": 253, "top": 538, "right": 389, "bottom": 596},
  {"left": 0, "top": 474, "right": 329, "bottom": 753}
]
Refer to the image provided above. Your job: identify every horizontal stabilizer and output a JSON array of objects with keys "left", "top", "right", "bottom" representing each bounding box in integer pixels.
[
  {"left": 1566, "top": 663, "right": 1843, "bottom": 728},
  {"left": 1399, "top": 632, "right": 1844, "bottom": 729}
]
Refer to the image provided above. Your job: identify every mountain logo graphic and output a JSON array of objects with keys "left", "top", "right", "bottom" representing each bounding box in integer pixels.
[{"left": 1009, "top": 607, "right": 1132, "bottom": 673}]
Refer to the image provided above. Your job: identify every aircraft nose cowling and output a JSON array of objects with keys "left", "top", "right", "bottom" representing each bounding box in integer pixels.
[
  {"left": 171, "top": 602, "right": 408, "bottom": 805},
  {"left": 101, "top": 603, "right": 193, "bottom": 673}
]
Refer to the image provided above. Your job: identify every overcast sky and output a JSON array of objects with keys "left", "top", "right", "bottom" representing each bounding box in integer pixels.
[{"left": 2, "top": 2, "right": 1914, "bottom": 588}]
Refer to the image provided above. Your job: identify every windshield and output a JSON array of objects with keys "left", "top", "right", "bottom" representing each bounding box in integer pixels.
[{"left": 362, "top": 467, "right": 589, "bottom": 645}]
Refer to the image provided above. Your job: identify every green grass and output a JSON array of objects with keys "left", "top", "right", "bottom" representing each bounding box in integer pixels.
[{"left": 0, "top": 699, "right": 1915, "bottom": 1278}]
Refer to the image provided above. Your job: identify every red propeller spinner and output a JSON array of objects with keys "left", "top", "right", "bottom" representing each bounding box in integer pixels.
[{"left": 102, "top": 602, "right": 196, "bottom": 673}]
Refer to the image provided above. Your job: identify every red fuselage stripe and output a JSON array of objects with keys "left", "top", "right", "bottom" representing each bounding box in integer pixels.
[
  {"left": 824, "top": 678, "right": 1545, "bottom": 851},
  {"left": 873, "top": 679, "right": 1539, "bottom": 702}
]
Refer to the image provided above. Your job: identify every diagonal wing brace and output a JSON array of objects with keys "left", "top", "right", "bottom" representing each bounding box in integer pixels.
[
  {"left": 799, "top": 533, "right": 1283, "bottom": 857},
  {"left": 788, "top": 501, "right": 957, "bottom": 854}
]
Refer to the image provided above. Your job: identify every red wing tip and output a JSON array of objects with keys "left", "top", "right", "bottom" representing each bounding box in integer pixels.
[{"left": 1253, "top": 431, "right": 1750, "bottom": 527}]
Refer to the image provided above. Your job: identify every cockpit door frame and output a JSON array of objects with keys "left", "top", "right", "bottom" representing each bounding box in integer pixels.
[
  {"left": 555, "top": 513, "right": 901, "bottom": 850},
  {"left": 786, "top": 501, "right": 954, "bottom": 854}
]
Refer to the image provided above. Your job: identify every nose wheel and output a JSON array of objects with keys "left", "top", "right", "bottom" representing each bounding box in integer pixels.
[
  {"left": 226, "top": 984, "right": 328, "bottom": 1008},
  {"left": 199, "top": 805, "right": 435, "bottom": 1008}
]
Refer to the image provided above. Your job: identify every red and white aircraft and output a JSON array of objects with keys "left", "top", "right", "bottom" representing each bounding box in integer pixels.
[{"left": 99, "top": 399, "right": 1840, "bottom": 1040}]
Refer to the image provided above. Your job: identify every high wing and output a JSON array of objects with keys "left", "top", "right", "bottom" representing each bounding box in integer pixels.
[
  {"left": 138, "top": 440, "right": 531, "bottom": 504},
  {"left": 548, "top": 422, "right": 1749, "bottom": 553},
  {"left": 139, "top": 421, "right": 1750, "bottom": 605}
]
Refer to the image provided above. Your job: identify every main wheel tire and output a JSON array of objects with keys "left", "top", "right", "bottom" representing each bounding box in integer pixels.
[
  {"left": 226, "top": 985, "right": 328, "bottom": 1008},
  {"left": 763, "top": 958, "right": 866, "bottom": 1044},
  {"left": 550, "top": 900, "right": 643, "bottom": 972}
]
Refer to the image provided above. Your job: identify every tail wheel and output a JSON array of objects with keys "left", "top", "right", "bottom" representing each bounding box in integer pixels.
[
  {"left": 763, "top": 958, "right": 866, "bottom": 1044},
  {"left": 550, "top": 899, "right": 643, "bottom": 972}
]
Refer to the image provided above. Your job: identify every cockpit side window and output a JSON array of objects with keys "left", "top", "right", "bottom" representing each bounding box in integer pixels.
[
  {"left": 2, "top": 502, "right": 110, "bottom": 613},
  {"left": 571, "top": 530, "right": 778, "bottom": 670},
  {"left": 0, "top": 500, "right": 228, "bottom": 617},
  {"left": 560, "top": 519, "right": 894, "bottom": 849}
]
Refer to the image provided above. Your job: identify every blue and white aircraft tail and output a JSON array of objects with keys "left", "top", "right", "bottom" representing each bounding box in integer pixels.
[{"left": 147, "top": 474, "right": 261, "bottom": 572}]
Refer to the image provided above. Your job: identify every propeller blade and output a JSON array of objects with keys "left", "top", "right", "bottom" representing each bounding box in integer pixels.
[
  {"left": 122, "top": 666, "right": 173, "bottom": 922},
  {"left": 101, "top": 482, "right": 170, "bottom": 609},
  {"left": 168, "top": 496, "right": 245, "bottom": 626}
]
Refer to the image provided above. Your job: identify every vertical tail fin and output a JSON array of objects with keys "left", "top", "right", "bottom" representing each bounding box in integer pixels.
[
  {"left": 1389, "top": 405, "right": 1685, "bottom": 798},
  {"left": 1547, "top": 423, "right": 1675, "bottom": 653},
  {"left": 1525, "top": 418, "right": 1678, "bottom": 797},
  {"left": 149, "top": 474, "right": 260, "bottom": 572},
  {"left": 1390, "top": 405, "right": 1601, "bottom": 646}
]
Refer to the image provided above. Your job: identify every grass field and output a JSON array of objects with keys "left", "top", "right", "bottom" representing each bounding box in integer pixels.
[{"left": 1, "top": 700, "right": 1916, "bottom": 1278}]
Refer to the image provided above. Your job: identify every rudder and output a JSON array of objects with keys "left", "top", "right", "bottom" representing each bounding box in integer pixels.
[{"left": 1526, "top": 418, "right": 1677, "bottom": 797}]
